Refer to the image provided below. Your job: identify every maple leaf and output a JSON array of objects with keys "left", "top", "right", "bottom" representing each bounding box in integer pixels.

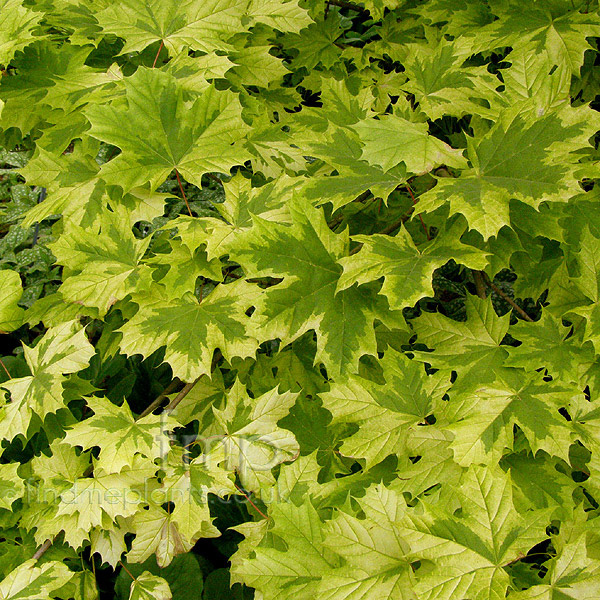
[
  {"left": 399, "top": 464, "right": 551, "bottom": 600},
  {"left": 176, "top": 172, "right": 294, "bottom": 260},
  {"left": 246, "top": 0, "right": 312, "bottom": 33},
  {"left": 231, "top": 498, "right": 339, "bottom": 600},
  {"left": 411, "top": 0, "right": 493, "bottom": 38},
  {"left": 19, "top": 145, "right": 106, "bottom": 228},
  {"left": 569, "top": 392, "right": 600, "bottom": 479},
  {"left": 208, "top": 380, "right": 299, "bottom": 491},
  {"left": 85, "top": 68, "right": 250, "bottom": 192},
  {"left": 361, "top": 0, "right": 404, "bottom": 20},
  {"left": 90, "top": 525, "right": 127, "bottom": 568},
  {"left": 118, "top": 281, "right": 261, "bottom": 381},
  {"left": 418, "top": 103, "right": 600, "bottom": 239},
  {"left": 270, "top": 452, "right": 321, "bottom": 505},
  {"left": 167, "top": 371, "right": 226, "bottom": 428},
  {"left": 163, "top": 455, "right": 234, "bottom": 539},
  {"left": 293, "top": 125, "right": 407, "bottom": 209},
  {"left": 0, "top": 270, "right": 24, "bottom": 333},
  {"left": 473, "top": 2, "right": 600, "bottom": 78},
  {"left": 505, "top": 312, "right": 583, "bottom": 382},
  {"left": 352, "top": 112, "right": 467, "bottom": 175},
  {"left": 56, "top": 456, "right": 156, "bottom": 532},
  {"left": 399, "top": 38, "right": 499, "bottom": 120},
  {"left": 321, "top": 483, "right": 416, "bottom": 600},
  {"left": 0, "top": 0, "right": 42, "bottom": 68},
  {"left": 228, "top": 44, "right": 289, "bottom": 88},
  {"left": 510, "top": 508, "right": 600, "bottom": 599},
  {"left": 394, "top": 428, "right": 463, "bottom": 499},
  {"left": 20, "top": 441, "right": 91, "bottom": 548},
  {"left": 300, "top": 165, "right": 406, "bottom": 211},
  {"left": 49, "top": 209, "right": 153, "bottom": 313},
  {"left": 318, "top": 76, "right": 374, "bottom": 127},
  {"left": 62, "top": 396, "right": 176, "bottom": 474},
  {"left": 439, "top": 370, "right": 577, "bottom": 466},
  {"left": 146, "top": 238, "right": 222, "bottom": 296},
  {"left": 0, "top": 560, "right": 73, "bottom": 600},
  {"left": 166, "top": 51, "right": 235, "bottom": 93},
  {"left": 498, "top": 44, "right": 571, "bottom": 116},
  {"left": 0, "top": 321, "right": 95, "bottom": 441},
  {"left": 127, "top": 505, "right": 196, "bottom": 569},
  {"left": 338, "top": 220, "right": 488, "bottom": 310},
  {"left": 0, "top": 42, "right": 118, "bottom": 138},
  {"left": 229, "top": 200, "right": 402, "bottom": 376},
  {"left": 0, "top": 463, "right": 24, "bottom": 510},
  {"left": 96, "top": 0, "right": 244, "bottom": 55},
  {"left": 503, "top": 452, "right": 577, "bottom": 519},
  {"left": 412, "top": 295, "right": 510, "bottom": 379},
  {"left": 321, "top": 349, "right": 450, "bottom": 467},
  {"left": 128, "top": 572, "right": 171, "bottom": 600},
  {"left": 125, "top": 446, "right": 234, "bottom": 567},
  {"left": 564, "top": 226, "right": 600, "bottom": 355},
  {"left": 31, "top": 439, "right": 89, "bottom": 491}
]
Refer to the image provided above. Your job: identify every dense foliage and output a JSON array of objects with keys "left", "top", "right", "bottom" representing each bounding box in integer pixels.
[{"left": 1, "top": 0, "right": 600, "bottom": 598}]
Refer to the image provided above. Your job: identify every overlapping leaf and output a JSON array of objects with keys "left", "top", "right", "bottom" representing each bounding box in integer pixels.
[
  {"left": 85, "top": 68, "right": 249, "bottom": 192},
  {"left": 229, "top": 199, "right": 403, "bottom": 376}
]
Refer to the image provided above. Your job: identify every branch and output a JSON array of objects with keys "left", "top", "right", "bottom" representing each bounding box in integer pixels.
[
  {"left": 32, "top": 187, "right": 46, "bottom": 247},
  {"left": 164, "top": 351, "right": 223, "bottom": 413},
  {"left": 379, "top": 216, "right": 405, "bottom": 236},
  {"left": 481, "top": 272, "right": 534, "bottom": 322},
  {"left": 165, "top": 377, "right": 200, "bottom": 412},
  {"left": 472, "top": 270, "right": 487, "bottom": 299},
  {"left": 349, "top": 215, "right": 406, "bottom": 256},
  {"left": 328, "top": 0, "right": 368, "bottom": 12},
  {"left": 32, "top": 538, "right": 53, "bottom": 561},
  {"left": 405, "top": 184, "right": 430, "bottom": 240},
  {"left": 138, "top": 379, "right": 182, "bottom": 419}
]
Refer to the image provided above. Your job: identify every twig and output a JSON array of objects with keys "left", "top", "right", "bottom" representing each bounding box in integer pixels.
[
  {"left": 163, "top": 350, "right": 223, "bottom": 413},
  {"left": 32, "top": 187, "right": 46, "bottom": 247},
  {"left": 349, "top": 216, "right": 406, "bottom": 255},
  {"left": 35, "top": 352, "right": 223, "bottom": 560},
  {"left": 224, "top": 268, "right": 242, "bottom": 281},
  {"left": 327, "top": 214, "right": 344, "bottom": 230},
  {"left": 119, "top": 561, "right": 136, "bottom": 581},
  {"left": 138, "top": 379, "right": 182, "bottom": 419},
  {"left": 481, "top": 272, "right": 534, "bottom": 322},
  {"left": 33, "top": 376, "right": 193, "bottom": 561},
  {"left": 32, "top": 538, "right": 53, "bottom": 561},
  {"left": 327, "top": 191, "right": 371, "bottom": 230},
  {"left": 379, "top": 216, "right": 406, "bottom": 236},
  {"left": 164, "top": 377, "right": 200, "bottom": 412},
  {"left": 206, "top": 173, "right": 222, "bottom": 185},
  {"left": 234, "top": 482, "right": 268, "bottom": 519},
  {"left": 174, "top": 168, "right": 193, "bottom": 217},
  {"left": 328, "top": 0, "right": 368, "bottom": 12},
  {"left": 0, "top": 357, "right": 11, "bottom": 379},
  {"left": 406, "top": 184, "right": 430, "bottom": 240},
  {"left": 472, "top": 270, "right": 487, "bottom": 299},
  {"left": 152, "top": 40, "right": 164, "bottom": 68}
]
